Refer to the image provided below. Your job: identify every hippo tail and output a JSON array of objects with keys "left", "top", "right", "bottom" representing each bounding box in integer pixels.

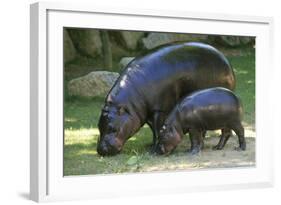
[{"left": 237, "top": 96, "right": 244, "bottom": 120}]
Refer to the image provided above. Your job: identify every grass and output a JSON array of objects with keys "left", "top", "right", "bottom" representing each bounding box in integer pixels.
[
  {"left": 229, "top": 53, "right": 255, "bottom": 126},
  {"left": 63, "top": 47, "right": 255, "bottom": 176}
]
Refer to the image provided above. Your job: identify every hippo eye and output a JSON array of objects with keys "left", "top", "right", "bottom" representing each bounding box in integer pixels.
[
  {"left": 118, "top": 106, "right": 129, "bottom": 115},
  {"left": 118, "top": 107, "right": 125, "bottom": 115}
]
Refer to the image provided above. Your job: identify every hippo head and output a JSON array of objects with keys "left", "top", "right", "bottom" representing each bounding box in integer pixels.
[
  {"left": 97, "top": 103, "right": 138, "bottom": 156},
  {"left": 156, "top": 124, "right": 182, "bottom": 155}
]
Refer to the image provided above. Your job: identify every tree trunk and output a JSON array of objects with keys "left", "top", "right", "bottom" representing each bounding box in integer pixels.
[{"left": 100, "top": 30, "right": 113, "bottom": 70}]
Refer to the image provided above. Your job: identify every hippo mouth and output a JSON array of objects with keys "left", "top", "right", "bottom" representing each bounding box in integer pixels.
[
  {"left": 96, "top": 133, "right": 123, "bottom": 156},
  {"left": 155, "top": 143, "right": 176, "bottom": 155},
  {"left": 155, "top": 143, "right": 168, "bottom": 155},
  {"left": 97, "top": 142, "right": 121, "bottom": 156}
]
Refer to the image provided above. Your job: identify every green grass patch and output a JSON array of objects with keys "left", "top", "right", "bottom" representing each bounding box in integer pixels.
[{"left": 229, "top": 52, "right": 255, "bottom": 125}]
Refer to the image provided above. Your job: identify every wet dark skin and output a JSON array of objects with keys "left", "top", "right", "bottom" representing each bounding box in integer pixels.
[
  {"left": 97, "top": 42, "right": 236, "bottom": 156},
  {"left": 156, "top": 87, "right": 246, "bottom": 155}
]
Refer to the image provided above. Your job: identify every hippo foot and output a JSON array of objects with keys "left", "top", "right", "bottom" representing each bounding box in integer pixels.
[
  {"left": 149, "top": 144, "right": 158, "bottom": 155},
  {"left": 145, "top": 143, "right": 157, "bottom": 154},
  {"left": 187, "top": 147, "right": 201, "bottom": 155},
  {"left": 212, "top": 144, "right": 223, "bottom": 150},
  {"left": 153, "top": 145, "right": 164, "bottom": 155},
  {"left": 234, "top": 145, "right": 246, "bottom": 151}
]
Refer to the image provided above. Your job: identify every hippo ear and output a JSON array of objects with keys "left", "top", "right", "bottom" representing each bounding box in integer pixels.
[{"left": 118, "top": 106, "right": 126, "bottom": 115}]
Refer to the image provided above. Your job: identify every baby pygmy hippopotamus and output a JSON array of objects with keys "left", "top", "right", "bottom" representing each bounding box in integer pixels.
[{"left": 156, "top": 87, "right": 246, "bottom": 155}]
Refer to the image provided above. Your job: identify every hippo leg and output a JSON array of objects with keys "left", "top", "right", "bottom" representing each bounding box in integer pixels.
[
  {"left": 202, "top": 130, "right": 207, "bottom": 138},
  {"left": 232, "top": 123, "right": 246, "bottom": 151},
  {"left": 200, "top": 130, "right": 206, "bottom": 149},
  {"left": 188, "top": 129, "right": 203, "bottom": 155},
  {"left": 149, "top": 111, "right": 166, "bottom": 153},
  {"left": 199, "top": 131, "right": 205, "bottom": 150},
  {"left": 213, "top": 128, "right": 232, "bottom": 150}
]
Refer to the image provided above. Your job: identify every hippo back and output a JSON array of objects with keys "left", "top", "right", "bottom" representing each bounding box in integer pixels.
[{"left": 107, "top": 42, "right": 235, "bottom": 122}]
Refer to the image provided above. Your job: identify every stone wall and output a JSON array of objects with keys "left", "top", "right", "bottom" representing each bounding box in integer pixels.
[{"left": 64, "top": 28, "right": 255, "bottom": 65}]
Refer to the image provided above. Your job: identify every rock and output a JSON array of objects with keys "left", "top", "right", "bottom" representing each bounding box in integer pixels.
[
  {"left": 63, "top": 29, "right": 76, "bottom": 63},
  {"left": 142, "top": 33, "right": 208, "bottom": 49},
  {"left": 120, "top": 31, "right": 144, "bottom": 50},
  {"left": 219, "top": 36, "right": 253, "bottom": 47},
  {"left": 239, "top": 37, "right": 253, "bottom": 45},
  {"left": 119, "top": 57, "right": 135, "bottom": 70},
  {"left": 67, "top": 71, "right": 120, "bottom": 97},
  {"left": 220, "top": 36, "right": 240, "bottom": 47},
  {"left": 68, "top": 29, "right": 102, "bottom": 58}
]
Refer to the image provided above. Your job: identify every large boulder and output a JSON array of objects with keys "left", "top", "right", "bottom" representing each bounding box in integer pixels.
[
  {"left": 67, "top": 71, "right": 119, "bottom": 97},
  {"left": 63, "top": 30, "right": 76, "bottom": 63},
  {"left": 119, "top": 57, "right": 135, "bottom": 70},
  {"left": 120, "top": 31, "right": 144, "bottom": 50},
  {"left": 67, "top": 29, "right": 102, "bottom": 58},
  {"left": 239, "top": 37, "right": 254, "bottom": 45},
  {"left": 142, "top": 33, "right": 208, "bottom": 49}
]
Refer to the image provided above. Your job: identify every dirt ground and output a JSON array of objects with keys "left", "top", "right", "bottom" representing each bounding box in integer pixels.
[{"left": 136, "top": 123, "right": 255, "bottom": 173}]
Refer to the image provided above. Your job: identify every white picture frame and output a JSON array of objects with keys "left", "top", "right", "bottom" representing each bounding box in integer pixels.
[{"left": 30, "top": 2, "right": 274, "bottom": 202}]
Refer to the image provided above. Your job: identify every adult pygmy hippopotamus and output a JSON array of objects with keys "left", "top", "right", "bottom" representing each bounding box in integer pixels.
[
  {"left": 156, "top": 87, "right": 246, "bottom": 155},
  {"left": 97, "top": 42, "right": 236, "bottom": 156}
]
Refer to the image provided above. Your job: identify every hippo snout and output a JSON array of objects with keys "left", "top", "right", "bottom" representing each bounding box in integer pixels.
[
  {"left": 96, "top": 134, "right": 122, "bottom": 156},
  {"left": 96, "top": 141, "right": 107, "bottom": 155}
]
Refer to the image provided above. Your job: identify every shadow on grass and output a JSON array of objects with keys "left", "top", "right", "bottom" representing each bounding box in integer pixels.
[
  {"left": 64, "top": 96, "right": 105, "bottom": 130},
  {"left": 64, "top": 126, "right": 153, "bottom": 157}
]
